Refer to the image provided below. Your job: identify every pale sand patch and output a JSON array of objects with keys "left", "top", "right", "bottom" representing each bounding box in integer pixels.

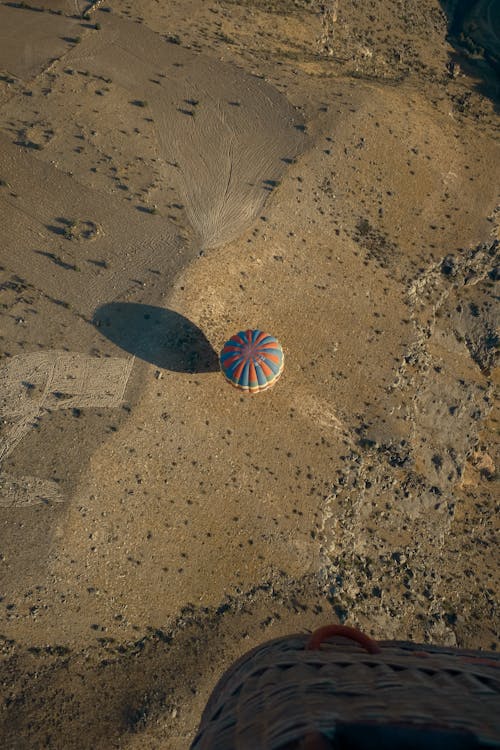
[
  {"left": 0, "top": 351, "right": 133, "bottom": 507},
  {"left": 0, "top": 351, "right": 133, "bottom": 422},
  {"left": 0, "top": 132, "right": 186, "bottom": 316},
  {"left": 0, "top": 4, "right": 81, "bottom": 80},
  {"left": 0, "top": 474, "right": 63, "bottom": 508},
  {"left": 1, "top": 12, "right": 306, "bottom": 250}
]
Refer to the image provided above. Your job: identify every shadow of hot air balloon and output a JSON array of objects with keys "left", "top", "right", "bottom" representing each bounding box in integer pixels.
[{"left": 92, "top": 303, "right": 219, "bottom": 373}]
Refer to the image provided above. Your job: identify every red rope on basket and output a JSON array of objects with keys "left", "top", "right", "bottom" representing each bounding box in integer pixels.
[{"left": 306, "top": 624, "right": 382, "bottom": 654}]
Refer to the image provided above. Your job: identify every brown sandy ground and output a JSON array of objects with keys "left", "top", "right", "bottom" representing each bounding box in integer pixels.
[{"left": 0, "top": 1, "right": 499, "bottom": 748}]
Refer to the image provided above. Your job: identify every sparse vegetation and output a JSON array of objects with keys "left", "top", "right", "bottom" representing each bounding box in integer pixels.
[
  {"left": 217, "top": 32, "right": 236, "bottom": 45},
  {"left": 15, "top": 1, "right": 43, "bottom": 11},
  {"left": 63, "top": 227, "right": 75, "bottom": 240},
  {"left": 56, "top": 218, "right": 100, "bottom": 241}
]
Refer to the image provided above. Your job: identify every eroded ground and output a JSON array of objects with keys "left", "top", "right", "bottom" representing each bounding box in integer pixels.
[{"left": 0, "top": 1, "right": 499, "bottom": 748}]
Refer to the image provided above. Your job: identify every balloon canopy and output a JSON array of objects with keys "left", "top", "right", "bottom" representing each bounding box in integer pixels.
[{"left": 220, "top": 330, "right": 284, "bottom": 393}]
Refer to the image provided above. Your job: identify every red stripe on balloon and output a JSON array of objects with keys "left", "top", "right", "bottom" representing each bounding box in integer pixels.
[
  {"left": 265, "top": 354, "right": 280, "bottom": 364},
  {"left": 259, "top": 361, "right": 273, "bottom": 378},
  {"left": 223, "top": 355, "right": 242, "bottom": 367},
  {"left": 232, "top": 361, "right": 245, "bottom": 382}
]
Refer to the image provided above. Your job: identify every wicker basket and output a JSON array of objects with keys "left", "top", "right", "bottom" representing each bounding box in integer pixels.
[{"left": 191, "top": 625, "right": 500, "bottom": 749}]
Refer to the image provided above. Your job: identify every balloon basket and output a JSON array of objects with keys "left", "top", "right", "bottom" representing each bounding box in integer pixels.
[{"left": 191, "top": 627, "right": 500, "bottom": 749}]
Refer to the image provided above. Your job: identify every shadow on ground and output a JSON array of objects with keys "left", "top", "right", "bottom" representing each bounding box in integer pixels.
[
  {"left": 440, "top": 0, "right": 500, "bottom": 111},
  {"left": 92, "top": 303, "right": 219, "bottom": 373}
]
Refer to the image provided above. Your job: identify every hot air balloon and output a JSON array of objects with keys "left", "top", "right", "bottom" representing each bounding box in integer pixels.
[{"left": 220, "top": 330, "right": 284, "bottom": 393}]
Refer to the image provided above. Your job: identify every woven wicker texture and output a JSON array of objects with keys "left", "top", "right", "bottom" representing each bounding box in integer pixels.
[{"left": 191, "top": 632, "right": 500, "bottom": 749}]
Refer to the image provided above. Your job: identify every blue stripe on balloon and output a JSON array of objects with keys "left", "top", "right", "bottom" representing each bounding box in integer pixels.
[
  {"left": 265, "top": 359, "right": 281, "bottom": 375},
  {"left": 239, "top": 360, "right": 250, "bottom": 387},
  {"left": 225, "top": 364, "right": 239, "bottom": 379},
  {"left": 261, "top": 347, "right": 282, "bottom": 359},
  {"left": 255, "top": 362, "right": 267, "bottom": 387}
]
